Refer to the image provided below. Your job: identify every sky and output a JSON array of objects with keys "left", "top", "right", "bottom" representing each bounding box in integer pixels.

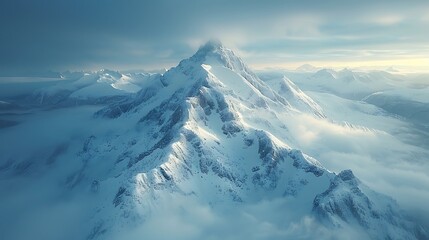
[{"left": 1, "top": 0, "right": 429, "bottom": 76}]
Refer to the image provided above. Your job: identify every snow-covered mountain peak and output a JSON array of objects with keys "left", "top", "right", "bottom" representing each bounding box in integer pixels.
[
  {"left": 96, "top": 69, "right": 122, "bottom": 79},
  {"left": 198, "top": 38, "right": 224, "bottom": 52},
  {"left": 100, "top": 42, "right": 328, "bottom": 121},
  {"left": 337, "top": 68, "right": 355, "bottom": 77},
  {"left": 2, "top": 41, "right": 427, "bottom": 240},
  {"left": 296, "top": 64, "right": 319, "bottom": 72},
  {"left": 186, "top": 39, "right": 227, "bottom": 64},
  {"left": 183, "top": 40, "right": 250, "bottom": 74},
  {"left": 148, "top": 41, "right": 295, "bottom": 113},
  {"left": 313, "top": 68, "right": 337, "bottom": 79}
]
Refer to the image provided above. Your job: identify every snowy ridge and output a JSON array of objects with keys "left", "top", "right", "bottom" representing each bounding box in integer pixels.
[
  {"left": 314, "top": 170, "right": 426, "bottom": 239},
  {"left": 80, "top": 41, "right": 424, "bottom": 239},
  {"left": 1, "top": 41, "right": 426, "bottom": 240},
  {"left": 25, "top": 70, "right": 160, "bottom": 106},
  {"left": 262, "top": 75, "right": 326, "bottom": 117}
]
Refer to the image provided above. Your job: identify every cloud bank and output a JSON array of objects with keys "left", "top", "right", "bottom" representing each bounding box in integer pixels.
[{"left": 1, "top": 0, "right": 429, "bottom": 75}]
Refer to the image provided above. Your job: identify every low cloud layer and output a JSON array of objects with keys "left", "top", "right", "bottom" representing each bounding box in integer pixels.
[
  {"left": 282, "top": 108, "right": 429, "bottom": 232},
  {"left": 286, "top": 113, "right": 429, "bottom": 208},
  {"left": 107, "top": 196, "right": 367, "bottom": 240}
]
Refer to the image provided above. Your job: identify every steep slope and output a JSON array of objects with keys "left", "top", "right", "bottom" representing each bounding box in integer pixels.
[
  {"left": 0, "top": 41, "right": 425, "bottom": 240},
  {"left": 314, "top": 170, "right": 425, "bottom": 239},
  {"left": 82, "top": 41, "right": 423, "bottom": 239},
  {"left": 261, "top": 75, "right": 325, "bottom": 117}
]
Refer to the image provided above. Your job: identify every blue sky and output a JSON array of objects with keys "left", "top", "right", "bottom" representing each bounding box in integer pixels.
[{"left": 1, "top": 0, "right": 428, "bottom": 75}]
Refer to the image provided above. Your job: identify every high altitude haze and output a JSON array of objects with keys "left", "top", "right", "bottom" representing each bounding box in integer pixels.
[{"left": 1, "top": 0, "right": 429, "bottom": 75}]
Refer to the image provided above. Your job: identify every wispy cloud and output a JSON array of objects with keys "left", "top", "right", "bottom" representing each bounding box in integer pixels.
[
  {"left": 1, "top": 0, "right": 428, "bottom": 74},
  {"left": 107, "top": 195, "right": 368, "bottom": 240}
]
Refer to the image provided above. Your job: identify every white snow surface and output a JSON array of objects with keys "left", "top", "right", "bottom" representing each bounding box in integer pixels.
[
  {"left": 27, "top": 69, "right": 160, "bottom": 104},
  {"left": 0, "top": 41, "right": 426, "bottom": 240}
]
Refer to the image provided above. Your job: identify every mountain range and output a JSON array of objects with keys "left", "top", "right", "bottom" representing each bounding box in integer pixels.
[{"left": 0, "top": 41, "right": 427, "bottom": 240}]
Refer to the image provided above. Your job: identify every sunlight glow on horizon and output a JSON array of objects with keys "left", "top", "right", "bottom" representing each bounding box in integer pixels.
[{"left": 249, "top": 57, "right": 429, "bottom": 73}]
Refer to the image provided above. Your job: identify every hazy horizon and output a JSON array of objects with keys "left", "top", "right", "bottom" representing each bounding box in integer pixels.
[{"left": 1, "top": 0, "right": 428, "bottom": 75}]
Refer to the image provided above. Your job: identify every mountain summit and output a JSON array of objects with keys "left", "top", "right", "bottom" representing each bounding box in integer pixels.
[
  {"left": 1, "top": 41, "right": 425, "bottom": 240},
  {"left": 296, "top": 64, "right": 319, "bottom": 72},
  {"left": 87, "top": 41, "right": 425, "bottom": 239},
  {"left": 195, "top": 38, "right": 224, "bottom": 54}
]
